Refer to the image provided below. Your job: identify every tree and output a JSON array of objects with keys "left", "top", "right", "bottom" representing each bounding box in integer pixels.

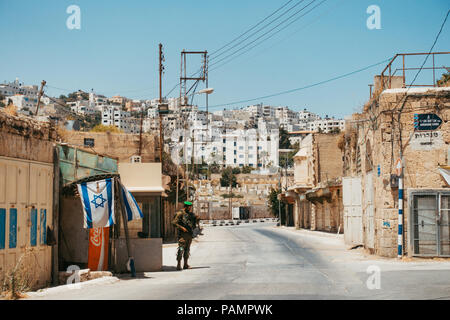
[
  {"left": 220, "top": 167, "right": 238, "bottom": 188},
  {"left": 437, "top": 72, "right": 450, "bottom": 87},
  {"left": 267, "top": 188, "right": 285, "bottom": 218},
  {"left": 241, "top": 166, "right": 252, "bottom": 174},
  {"left": 209, "top": 162, "right": 221, "bottom": 174},
  {"left": 279, "top": 127, "right": 291, "bottom": 149},
  {"left": 232, "top": 167, "right": 241, "bottom": 175}
]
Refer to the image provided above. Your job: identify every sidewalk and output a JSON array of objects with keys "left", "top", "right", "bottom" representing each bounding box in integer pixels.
[{"left": 273, "top": 225, "right": 450, "bottom": 270}]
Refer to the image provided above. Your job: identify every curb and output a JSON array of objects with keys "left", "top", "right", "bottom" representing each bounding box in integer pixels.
[{"left": 25, "top": 276, "right": 120, "bottom": 298}]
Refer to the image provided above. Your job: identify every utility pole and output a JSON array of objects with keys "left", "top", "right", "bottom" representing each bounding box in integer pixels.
[
  {"left": 35, "top": 80, "right": 46, "bottom": 116},
  {"left": 158, "top": 43, "right": 164, "bottom": 163},
  {"left": 138, "top": 105, "right": 143, "bottom": 156},
  {"left": 229, "top": 171, "right": 232, "bottom": 220}
]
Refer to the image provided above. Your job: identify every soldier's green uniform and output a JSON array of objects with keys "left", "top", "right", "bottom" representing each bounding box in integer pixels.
[{"left": 172, "top": 201, "right": 199, "bottom": 270}]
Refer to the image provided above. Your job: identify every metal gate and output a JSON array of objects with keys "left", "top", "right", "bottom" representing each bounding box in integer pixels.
[
  {"left": 343, "top": 177, "right": 363, "bottom": 245},
  {"left": 410, "top": 191, "right": 450, "bottom": 257},
  {"left": 0, "top": 156, "right": 53, "bottom": 288},
  {"left": 364, "top": 172, "right": 375, "bottom": 249}
]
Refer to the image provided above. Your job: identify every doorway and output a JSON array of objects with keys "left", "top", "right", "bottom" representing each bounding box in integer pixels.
[{"left": 410, "top": 191, "right": 450, "bottom": 257}]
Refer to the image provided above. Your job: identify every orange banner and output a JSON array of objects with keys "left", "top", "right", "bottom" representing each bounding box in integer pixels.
[{"left": 88, "top": 227, "right": 109, "bottom": 271}]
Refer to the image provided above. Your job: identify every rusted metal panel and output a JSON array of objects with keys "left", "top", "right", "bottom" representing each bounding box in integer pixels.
[{"left": 58, "top": 145, "right": 118, "bottom": 186}]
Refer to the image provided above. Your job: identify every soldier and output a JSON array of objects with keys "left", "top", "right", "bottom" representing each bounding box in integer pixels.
[{"left": 172, "top": 201, "right": 200, "bottom": 270}]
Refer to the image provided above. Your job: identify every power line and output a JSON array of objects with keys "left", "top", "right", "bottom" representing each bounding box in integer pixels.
[
  {"left": 205, "top": 57, "right": 393, "bottom": 109},
  {"left": 209, "top": 0, "right": 319, "bottom": 68},
  {"left": 210, "top": 0, "right": 328, "bottom": 72},
  {"left": 210, "top": 0, "right": 304, "bottom": 59},
  {"left": 376, "top": 9, "right": 450, "bottom": 121}
]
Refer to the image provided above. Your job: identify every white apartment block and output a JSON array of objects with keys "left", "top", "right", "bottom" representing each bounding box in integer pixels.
[
  {"left": 102, "top": 105, "right": 139, "bottom": 133},
  {"left": 0, "top": 78, "right": 38, "bottom": 97},
  {"left": 310, "top": 118, "right": 345, "bottom": 133},
  {"left": 171, "top": 123, "right": 279, "bottom": 170},
  {"left": 4, "top": 94, "right": 38, "bottom": 113},
  {"left": 69, "top": 100, "right": 96, "bottom": 115}
]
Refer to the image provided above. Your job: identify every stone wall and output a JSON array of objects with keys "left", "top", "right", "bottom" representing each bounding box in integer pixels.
[
  {"left": 314, "top": 133, "right": 344, "bottom": 184},
  {"left": 62, "top": 131, "right": 158, "bottom": 163},
  {"left": 346, "top": 87, "right": 450, "bottom": 257},
  {"left": 0, "top": 112, "right": 57, "bottom": 163}
]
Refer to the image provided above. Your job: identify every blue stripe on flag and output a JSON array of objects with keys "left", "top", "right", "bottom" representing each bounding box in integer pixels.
[
  {"left": 106, "top": 178, "right": 114, "bottom": 226},
  {"left": 81, "top": 183, "right": 93, "bottom": 229},
  {"left": 122, "top": 187, "right": 134, "bottom": 221},
  {"left": 130, "top": 190, "right": 143, "bottom": 219}
]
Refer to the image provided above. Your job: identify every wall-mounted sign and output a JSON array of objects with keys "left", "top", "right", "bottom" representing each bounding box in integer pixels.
[
  {"left": 84, "top": 138, "right": 95, "bottom": 147},
  {"left": 414, "top": 113, "right": 442, "bottom": 131},
  {"left": 410, "top": 131, "right": 443, "bottom": 151}
]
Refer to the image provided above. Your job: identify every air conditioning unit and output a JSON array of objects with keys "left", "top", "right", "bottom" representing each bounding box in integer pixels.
[{"left": 131, "top": 155, "right": 142, "bottom": 163}]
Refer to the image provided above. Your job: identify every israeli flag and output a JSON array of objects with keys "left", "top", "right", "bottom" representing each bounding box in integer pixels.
[
  {"left": 121, "top": 184, "right": 143, "bottom": 221},
  {"left": 77, "top": 178, "right": 115, "bottom": 229}
]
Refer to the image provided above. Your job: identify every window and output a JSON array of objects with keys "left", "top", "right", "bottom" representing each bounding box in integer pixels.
[
  {"left": 234, "top": 141, "right": 237, "bottom": 146},
  {"left": 234, "top": 150, "right": 236, "bottom": 155},
  {"left": 239, "top": 146, "right": 244, "bottom": 150},
  {"left": 239, "top": 155, "right": 244, "bottom": 158}
]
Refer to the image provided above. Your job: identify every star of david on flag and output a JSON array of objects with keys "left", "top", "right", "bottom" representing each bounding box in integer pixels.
[{"left": 77, "top": 178, "right": 115, "bottom": 229}]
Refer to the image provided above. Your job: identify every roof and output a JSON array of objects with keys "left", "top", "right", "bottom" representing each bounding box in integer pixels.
[
  {"left": 288, "top": 131, "right": 314, "bottom": 135},
  {"left": 118, "top": 163, "right": 164, "bottom": 193}
]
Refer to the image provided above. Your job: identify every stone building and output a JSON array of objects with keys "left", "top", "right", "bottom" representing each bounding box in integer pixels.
[
  {"left": 342, "top": 77, "right": 450, "bottom": 257},
  {"left": 287, "top": 133, "right": 344, "bottom": 232}
]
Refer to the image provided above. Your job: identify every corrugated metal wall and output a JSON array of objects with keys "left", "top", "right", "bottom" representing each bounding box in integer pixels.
[{"left": 0, "top": 156, "right": 53, "bottom": 289}]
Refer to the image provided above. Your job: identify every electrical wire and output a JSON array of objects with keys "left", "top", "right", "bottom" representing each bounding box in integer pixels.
[
  {"left": 209, "top": 0, "right": 329, "bottom": 72},
  {"left": 209, "top": 0, "right": 319, "bottom": 68},
  {"left": 209, "top": 0, "right": 295, "bottom": 57},
  {"left": 205, "top": 57, "right": 393, "bottom": 109},
  {"left": 210, "top": 0, "right": 307, "bottom": 60}
]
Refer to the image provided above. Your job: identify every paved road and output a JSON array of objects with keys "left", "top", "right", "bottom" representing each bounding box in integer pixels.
[{"left": 28, "top": 222, "right": 450, "bottom": 300}]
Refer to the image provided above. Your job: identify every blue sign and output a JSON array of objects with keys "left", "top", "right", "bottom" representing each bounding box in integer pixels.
[{"left": 414, "top": 113, "right": 442, "bottom": 131}]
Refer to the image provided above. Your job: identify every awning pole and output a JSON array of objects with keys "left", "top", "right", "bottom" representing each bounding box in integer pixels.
[{"left": 117, "top": 177, "right": 136, "bottom": 277}]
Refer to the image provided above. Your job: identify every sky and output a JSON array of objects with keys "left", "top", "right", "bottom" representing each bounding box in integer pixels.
[{"left": 0, "top": 0, "right": 449, "bottom": 118}]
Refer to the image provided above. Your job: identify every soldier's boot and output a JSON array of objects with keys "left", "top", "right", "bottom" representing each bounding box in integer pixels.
[
  {"left": 176, "top": 248, "right": 183, "bottom": 270},
  {"left": 183, "top": 257, "right": 190, "bottom": 269}
]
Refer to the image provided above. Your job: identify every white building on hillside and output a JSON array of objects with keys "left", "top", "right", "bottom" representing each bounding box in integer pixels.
[
  {"left": 0, "top": 78, "right": 38, "bottom": 97},
  {"left": 310, "top": 117, "right": 345, "bottom": 133},
  {"left": 102, "top": 105, "right": 139, "bottom": 133}
]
